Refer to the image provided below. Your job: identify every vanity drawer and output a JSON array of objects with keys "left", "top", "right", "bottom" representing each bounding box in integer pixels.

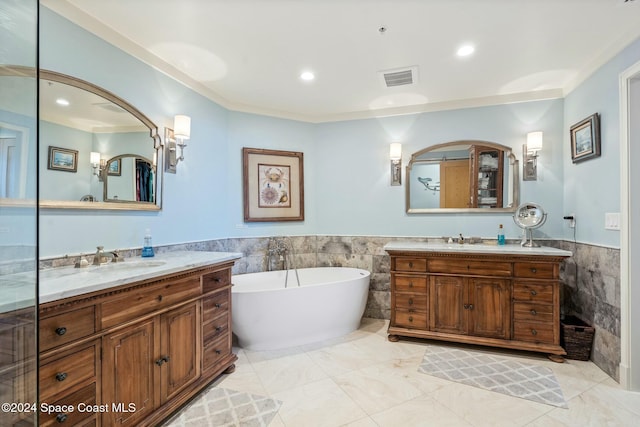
[
  {"left": 40, "top": 341, "right": 98, "bottom": 400},
  {"left": 203, "top": 335, "right": 231, "bottom": 370},
  {"left": 393, "top": 309, "right": 428, "bottom": 329},
  {"left": 203, "top": 269, "right": 231, "bottom": 293},
  {"left": 514, "top": 262, "right": 555, "bottom": 279},
  {"left": 513, "top": 282, "right": 554, "bottom": 303},
  {"left": 513, "top": 321, "right": 554, "bottom": 344},
  {"left": 428, "top": 259, "right": 511, "bottom": 276},
  {"left": 395, "top": 293, "right": 427, "bottom": 310},
  {"left": 394, "top": 257, "right": 427, "bottom": 272},
  {"left": 40, "top": 306, "right": 96, "bottom": 352},
  {"left": 203, "top": 314, "right": 229, "bottom": 343},
  {"left": 101, "top": 275, "right": 201, "bottom": 328},
  {"left": 394, "top": 275, "right": 427, "bottom": 292},
  {"left": 39, "top": 383, "right": 96, "bottom": 427},
  {"left": 513, "top": 302, "right": 554, "bottom": 323},
  {"left": 202, "top": 291, "right": 229, "bottom": 319}
]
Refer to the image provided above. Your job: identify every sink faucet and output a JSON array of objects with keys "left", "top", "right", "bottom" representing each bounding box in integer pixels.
[
  {"left": 458, "top": 233, "right": 465, "bottom": 244},
  {"left": 93, "top": 246, "right": 122, "bottom": 265}
]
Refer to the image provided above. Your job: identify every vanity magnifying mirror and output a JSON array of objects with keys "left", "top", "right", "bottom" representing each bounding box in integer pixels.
[
  {"left": 0, "top": 65, "right": 162, "bottom": 210},
  {"left": 406, "top": 140, "right": 519, "bottom": 213}
]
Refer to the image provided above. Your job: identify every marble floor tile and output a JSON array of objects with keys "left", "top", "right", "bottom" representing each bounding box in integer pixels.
[
  {"left": 371, "top": 394, "right": 472, "bottom": 427},
  {"left": 251, "top": 352, "right": 328, "bottom": 395}
]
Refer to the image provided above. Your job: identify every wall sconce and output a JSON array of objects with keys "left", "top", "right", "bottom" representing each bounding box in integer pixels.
[
  {"left": 90, "top": 151, "right": 106, "bottom": 181},
  {"left": 523, "top": 131, "right": 543, "bottom": 181},
  {"left": 164, "top": 114, "right": 191, "bottom": 173},
  {"left": 389, "top": 142, "right": 402, "bottom": 186}
]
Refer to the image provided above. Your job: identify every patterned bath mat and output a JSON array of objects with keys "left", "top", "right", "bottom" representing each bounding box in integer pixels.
[
  {"left": 418, "top": 345, "right": 568, "bottom": 408},
  {"left": 163, "top": 387, "right": 282, "bottom": 426}
]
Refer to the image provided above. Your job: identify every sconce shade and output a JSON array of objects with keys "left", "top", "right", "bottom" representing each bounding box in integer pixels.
[
  {"left": 389, "top": 142, "right": 402, "bottom": 161},
  {"left": 526, "top": 131, "right": 543, "bottom": 152},
  {"left": 90, "top": 151, "right": 101, "bottom": 165},
  {"left": 174, "top": 115, "right": 191, "bottom": 140}
]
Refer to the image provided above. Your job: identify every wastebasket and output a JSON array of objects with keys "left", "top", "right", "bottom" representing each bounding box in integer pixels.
[{"left": 561, "top": 315, "right": 595, "bottom": 361}]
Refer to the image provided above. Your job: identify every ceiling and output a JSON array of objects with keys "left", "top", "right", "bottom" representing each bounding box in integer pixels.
[{"left": 43, "top": 0, "right": 640, "bottom": 123}]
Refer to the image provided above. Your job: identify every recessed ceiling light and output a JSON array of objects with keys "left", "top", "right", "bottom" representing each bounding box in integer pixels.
[
  {"left": 300, "top": 71, "right": 315, "bottom": 81},
  {"left": 56, "top": 98, "right": 70, "bottom": 106},
  {"left": 456, "top": 44, "right": 475, "bottom": 57}
]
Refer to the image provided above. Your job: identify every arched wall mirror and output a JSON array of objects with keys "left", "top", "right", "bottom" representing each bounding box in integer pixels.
[
  {"left": 406, "top": 140, "right": 519, "bottom": 213},
  {"left": 0, "top": 66, "right": 162, "bottom": 210}
]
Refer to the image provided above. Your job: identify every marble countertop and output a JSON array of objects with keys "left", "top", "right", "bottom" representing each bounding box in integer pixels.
[
  {"left": 383, "top": 241, "right": 572, "bottom": 257},
  {"left": 1, "top": 251, "right": 242, "bottom": 313}
]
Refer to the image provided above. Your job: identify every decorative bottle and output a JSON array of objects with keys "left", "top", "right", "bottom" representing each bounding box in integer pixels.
[
  {"left": 142, "top": 228, "right": 155, "bottom": 257},
  {"left": 497, "top": 224, "right": 506, "bottom": 245}
]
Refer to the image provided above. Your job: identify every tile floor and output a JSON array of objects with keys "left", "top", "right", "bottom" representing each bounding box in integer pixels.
[{"left": 165, "top": 319, "right": 640, "bottom": 427}]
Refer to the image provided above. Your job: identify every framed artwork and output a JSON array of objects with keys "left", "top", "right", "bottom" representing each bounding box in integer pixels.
[
  {"left": 570, "top": 113, "right": 601, "bottom": 163},
  {"left": 243, "top": 147, "right": 304, "bottom": 222},
  {"left": 107, "top": 159, "right": 121, "bottom": 176},
  {"left": 47, "top": 146, "right": 78, "bottom": 172}
]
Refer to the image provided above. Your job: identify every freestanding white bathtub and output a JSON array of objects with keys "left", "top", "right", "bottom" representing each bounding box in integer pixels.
[{"left": 231, "top": 267, "right": 370, "bottom": 350}]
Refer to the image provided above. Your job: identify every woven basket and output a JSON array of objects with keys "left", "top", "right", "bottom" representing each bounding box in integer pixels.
[{"left": 561, "top": 316, "right": 595, "bottom": 361}]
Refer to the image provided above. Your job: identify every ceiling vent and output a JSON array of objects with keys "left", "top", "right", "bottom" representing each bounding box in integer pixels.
[
  {"left": 93, "top": 102, "right": 126, "bottom": 113},
  {"left": 379, "top": 66, "right": 418, "bottom": 88}
]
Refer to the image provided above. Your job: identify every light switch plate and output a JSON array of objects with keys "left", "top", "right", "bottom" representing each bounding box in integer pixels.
[{"left": 605, "top": 212, "right": 621, "bottom": 230}]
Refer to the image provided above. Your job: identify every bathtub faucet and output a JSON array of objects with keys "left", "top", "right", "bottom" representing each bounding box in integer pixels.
[{"left": 266, "top": 236, "right": 300, "bottom": 287}]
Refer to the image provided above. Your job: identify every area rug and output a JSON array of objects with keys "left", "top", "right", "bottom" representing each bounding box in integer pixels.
[
  {"left": 163, "top": 387, "right": 282, "bottom": 426},
  {"left": 418, "top": 345, "right": 568, "bottom": 408}
]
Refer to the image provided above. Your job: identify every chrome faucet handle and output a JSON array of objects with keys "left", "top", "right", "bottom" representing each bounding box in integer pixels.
[{"left": 110, "top": 250, "right": 123, "bottom": 262}]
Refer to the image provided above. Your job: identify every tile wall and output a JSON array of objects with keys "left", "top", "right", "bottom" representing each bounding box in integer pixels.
[{"left": 35, "top": 235, "right": 620, "bottom": 380}]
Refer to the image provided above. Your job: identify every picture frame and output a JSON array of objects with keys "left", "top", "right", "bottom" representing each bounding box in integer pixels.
[
  {"left": 47, "top": 146, "right": 78, "bottom": 172},
  {"left": 570, "top": 113, "right": 601, "bottom": 163},
  {"left": 243, "top": 147, "right": 304, "bottom": 222},
  {"left": 107, "top": 159, "right": 121, "bottom": 176}
]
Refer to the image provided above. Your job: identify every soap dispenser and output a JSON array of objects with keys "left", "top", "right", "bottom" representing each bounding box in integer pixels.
[
  {"left": 142, "top": 228, "right": 155, "bottom": 257},
  {"left": 497, "top": 224, "right": 506, "bottom": 245}
]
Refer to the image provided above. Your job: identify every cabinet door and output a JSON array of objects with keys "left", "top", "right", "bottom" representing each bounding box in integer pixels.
[
  {"left": 468, "top": 278, "right": 510, "bottom": 339},
  {"left": 102, "top": 318, "right": 158, "bottom": 426},
  {"left": 160, "top": 302, "right": 201, "bottom": 403},
  {"left": 429, "top": 276, "right": 467, "bottom": 334}
]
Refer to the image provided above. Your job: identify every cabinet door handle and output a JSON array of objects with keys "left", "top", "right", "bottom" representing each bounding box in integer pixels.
[
  {"left": 155, "top": 356, "right": 170, "bottom": 366},
  {"left": 55, "top": 372, "right": 67, "bottom": 382},
  {"left": 56, "top": 413, "right": 68, "bottom": 423},
  {"left": 530, "top": 309, "right": 537, "bottom": 316},
  {"left": 530, "top": 290, "right": 537, "bottom": 296},
  {"left": 463, "top": 304, "right": 469, "bottom": 309},
  {"left": 55, "top": 327, "right": 67, "bottom": 336},
  {"left": 531, "top": 329, "right": 538, "bottom": 336},
  {"left": 468, "top": 304, "right": 474, "bottom": 310}
]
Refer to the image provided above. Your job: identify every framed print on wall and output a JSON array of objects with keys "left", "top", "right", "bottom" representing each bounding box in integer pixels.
[
  {"left": 243, "top": 147, "right": 304, "bottom": 222},
  {"left": 47, "top": 146, "right": 78, "bottom": 172},
  {"left": 570, "top": 113, "right": 601, "bottom": 163},
  {"left": 107, "top": 158, "right": 121, "bottom": 176}
]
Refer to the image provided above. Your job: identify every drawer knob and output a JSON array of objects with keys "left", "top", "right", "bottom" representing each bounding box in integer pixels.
[
  {"left": 55, "top": 327, "right": 67, "bottom": 336},
  {"left": 215, "top": 349, "right": 222, "bottom": 355},
  {"left": 56, "top": 413, "right": 68, "bottom": 423},
  {"left": 530, "top": 309, "right": 537, "bottom": 316},
  {"left": 531, "top": 329, "right": 538, "bottom": 336},
  {"left": 408, "top": 281, "right": 413, "bottom": 288},
  {"left": 408, "top": 262, "right": 414, "bottom": 268},
  {"left": 215, "top": 303, "right": 222, "bottom": 308},
  {"left": 55, "top": 372, "right": 67, "bottom": 382},
  {"left": 408, "top": 316, "right": 413, "bottom": 322},
  {"left": 530, "top": 290, "right": 537, "bottom": 296},
  {"left": 408, "top": 298, "right": 414, "bottom": 305},
  {"left": 215, "top": 326, "right": 223, "bottom": 332},
  {"left": 530, "top": 268, "right": 537, "bottom": 273}
]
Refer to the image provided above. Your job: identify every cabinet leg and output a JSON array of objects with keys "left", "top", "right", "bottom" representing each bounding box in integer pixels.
[
  {"left": 224, "top": 364, "right": 236, "bottom": 374},
  {"left": 388, "top": 334, "right": 399, "bottom": 342},
  {"left": 547, "top": 354, "right": 565, "bottom": 363}
]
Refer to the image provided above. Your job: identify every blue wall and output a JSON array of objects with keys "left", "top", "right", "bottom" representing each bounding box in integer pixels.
[{"left": 36, "top": 6, "right": 639, "bottom": 257}]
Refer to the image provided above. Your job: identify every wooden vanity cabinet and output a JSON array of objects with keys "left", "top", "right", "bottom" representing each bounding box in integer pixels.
[
  {"left": 38, "top": 260, "right": 237, "bottom": 427},
  {"left": 388, "top": 251, "right": 568, "bottom": 359}
]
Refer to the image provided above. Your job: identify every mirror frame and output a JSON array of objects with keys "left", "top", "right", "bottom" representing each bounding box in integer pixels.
[
  {"left": 1, "top": 65, "right": 162, "bottom": 211},
  {"left": 405, "top": 140, "right": 520, "bottom": 214}
]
